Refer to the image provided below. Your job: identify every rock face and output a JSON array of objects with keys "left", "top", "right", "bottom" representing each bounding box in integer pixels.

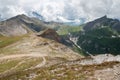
[
  {"left": 37, "top": 29, "right": 73, "bottom": 46},
  {"left": 84, "top": 15, "right": 120, "bottom": 31},
  {"left": 37, "top": 29, "right": 64, "bottom": 43},
  {"left": 37, "top": 29, "right": 67, "bottom": 45},
  {"left": 0, "top": 14, "right": 46, "bottom": 36}
]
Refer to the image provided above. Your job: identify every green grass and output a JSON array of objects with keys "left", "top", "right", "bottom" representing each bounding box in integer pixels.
[
  {"left": 0, "top": 34, "right": 29, "bottom": 48},
  {"left": 0, "top": 60, "right": 21, "bottom": 73},
  {"left": 72, "top": 45, "right": 87, "bottom": 56},
  {"left": 0, "top": 60, "right": 119, "bottom": 80},
  {"left": 0, "top": 57, "right": 43, "bottom": 80},
  {"left": 0, "top": 34, "right": 31, "bottom": 55},
  {"left": 15, "top": 58, "right": 43, "bottom": 71},
  {"left": 57, "top": 26, "right": 83, "bottom": 36},
  {"left": 34, "top": 61, "right": 119, "bottom": 80}
]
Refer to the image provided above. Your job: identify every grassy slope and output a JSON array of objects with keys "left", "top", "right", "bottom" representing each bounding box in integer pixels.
[
  {"left": 0, "top": 57, "right": 43, "bottom": 80},
  {"left": 57, "top": 25, "right": 83, "bottom": 36},
  {"left": 0, "top": 34, "right": 30, "bottom": 48},
  {"left": 0, "top": 34, "right": 31, "bottom": 55},
  {"left": 0, "top": 59, "right": 119, "bottom": 80},
  {"left": 56, "top": 25, "right": 85, "bottom": 56}
]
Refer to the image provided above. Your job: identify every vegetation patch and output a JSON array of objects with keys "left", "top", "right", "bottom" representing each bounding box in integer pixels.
[
  {"left": 1, "top": 58, "right": 119, "bottom": 80},
  {"left": 0, "top": 34, "right": 29, "bottom": 48},
  {"left": 57, "top": 25, "right": 83, "bottom": 36}
]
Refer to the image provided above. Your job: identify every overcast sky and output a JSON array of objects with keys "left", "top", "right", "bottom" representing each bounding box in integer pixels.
[{"left": 0, "top": 0, "right": 120, "bottom": 22}]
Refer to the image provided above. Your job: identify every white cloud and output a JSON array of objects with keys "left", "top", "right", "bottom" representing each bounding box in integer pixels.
[{"left": 0, "top": 0, "right": 120, "bottom": 22}]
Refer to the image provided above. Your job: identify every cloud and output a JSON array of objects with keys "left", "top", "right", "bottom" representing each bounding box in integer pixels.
[{"left": 0, "top": 0, "right": 120, "bottom": 22}]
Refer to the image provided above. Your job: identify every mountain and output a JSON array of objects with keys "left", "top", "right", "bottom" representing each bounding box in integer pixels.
[
  {"left": 30, "top": 11, "right": 45, "bottom": 20},
  {"left": 0, "top": 14, "right": 47, "bottom": 36},
  {"left": 84, "top": 15, "right": 120, "bottom": 31},
  {"left": 0, "top": 15, "right": 83, "bottom": 79},
  {"left": 0, "top": 14, "right": 120, "bottom": 80},
  {"left": 30, "top": 11, "right": 84, "bottom": 25},
  {"left": 77, "top": 16, "right": 120, "bottom": 55},
  {"left": 37, "top": 28, "right": 74, "bottom": 47},
  {"left": 0, "top": 14, "right": 81, "bottom": 49},
  {"left": 0, "top": 14, "right": 65, "bottom": 37},
  {"left": 0, "top": 13, "right": 83, "bottom": 37}
]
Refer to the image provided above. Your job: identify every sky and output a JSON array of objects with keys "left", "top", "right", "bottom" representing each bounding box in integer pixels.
[{"left": 0, "top": 0, "right": 120, "bottom": 23}]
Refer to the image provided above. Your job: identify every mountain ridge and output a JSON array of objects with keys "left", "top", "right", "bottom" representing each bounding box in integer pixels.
[
  {"left": 0, "top": 14, "right": 47, "bottom": 36},
  {"left": 84, "top": 15, "right": 120, "bottom": 31},
  {"left": 77, "top": 16, "right": 120, "bottom": 55}
]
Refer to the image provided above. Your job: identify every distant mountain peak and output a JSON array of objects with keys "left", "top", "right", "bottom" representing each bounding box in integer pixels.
[
  {"left": 93, "top": 15, "right": 108, "bottom": 22},
  {"left": 28, "top": 11, "right": 84, "bottom": 25},
  {"left": 102, "top": 15, "right": 107, "bottom": 18},
  {"left": 84, "top": 15, "right": 120, "bottom": 31},
  {"left": 7, "top": 14, "right": 29, "bottom": 21},
  {"left": 16, "top": 14, "right": 26, "bottom": 17},
  {"left": 0, "top": 14, "right": 47, "bottom": 36}
]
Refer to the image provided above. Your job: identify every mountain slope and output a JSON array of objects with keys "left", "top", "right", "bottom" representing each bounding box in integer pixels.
[
  {"left": 0, "top": 34, "right": 119, "bottom": 80},
  {"left": 37, "top": 29, "right": 63, "bottom": 43},
  {"left": 77, "top": 16, "right": 120, "bottom": 55},
  {"left": 0, "top": 34, "right": 81, "bottom": 59},
  {"left": 0, "top": 53, "right": 120, "bottom": 80},
  {"left": 0, "top": 14, "right": 47, "bottom": 36},
  {"left": 0, "top": 15, "right": 120, "bottom": 80},
  {"left": 0, "top": 34, "right": 82, "bottom": 79},
  {"left": 0, "top": 14, "right": 75, "bottom": 37},
  {"left": 84, "top": 15, "right": 120, "bottom": 31}
]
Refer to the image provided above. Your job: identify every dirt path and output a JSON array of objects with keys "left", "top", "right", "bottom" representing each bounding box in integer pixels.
[
  {"left": 35, "top": 57, "right": 46, "bottom": 68},
  {"left": 0, "top": 53, "right": 47, "bottom": 60},
  {"left": 27, "top": 57, "right": 47, "bottom": 70},
  {"left": 0, "top": 54, "right": 47, "bottom": 77}
]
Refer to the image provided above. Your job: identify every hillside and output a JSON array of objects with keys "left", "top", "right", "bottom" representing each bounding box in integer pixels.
[
  {"left": 0, "top": 14, "right": 79, "bottom": 37},
  {"left": 0, "top": 14, "right": 48, "bottom": 36},
  {"left": 37, "top": 29, "right": 63, "bottom": 43},
  {"left": 57, "top": 25, "right": 83, "bottom": 36},
  {"left": 0, "top": 14, "right": 120, "bottom": 80},
  {"left": 0, "top": 53, "right": 120, "bottom": 80},
  {"left": 84, "top": 15, "right": 120, "bottom": 32},
  {"left": 77, "top": 16, "right": 120, "bottom": 55},
  {"left": 0, "top": 33, "right": 83, "bottom": 78},
  {"left": 0, "top": 29, "right": 119, "bottom": 80},
  {"left": 0, "top": 34, "right": 81, "bottom": 58},
  {"left": 0, "top": 14, "right": 83, "bottom": 56},
  {"left": 0, "top": 15, "right": 84, "bottom": 80}
]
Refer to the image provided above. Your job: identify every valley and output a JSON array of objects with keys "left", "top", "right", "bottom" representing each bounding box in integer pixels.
[{"left": 0, "top": 15, "right": 120, "bottom": 80}]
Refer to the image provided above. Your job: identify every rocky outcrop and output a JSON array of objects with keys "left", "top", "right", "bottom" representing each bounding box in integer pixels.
[{"left": 37, "top": 29, "right": 64, "bottom": 43}]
